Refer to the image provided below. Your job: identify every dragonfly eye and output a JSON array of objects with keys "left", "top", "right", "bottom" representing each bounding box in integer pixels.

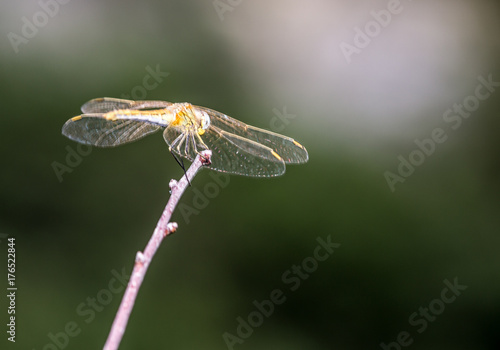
[{"left": 195, "top": 110, "right": 210, "bottom": 135}]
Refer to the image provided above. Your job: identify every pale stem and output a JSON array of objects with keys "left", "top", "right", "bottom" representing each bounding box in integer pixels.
[{"left": 103, "top": 150, "right": 212, "bottom": 350}]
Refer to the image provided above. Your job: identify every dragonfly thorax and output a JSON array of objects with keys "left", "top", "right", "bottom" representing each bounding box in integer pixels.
[{"left": 171, "top": 103, "right": 210, "bottom": 136}]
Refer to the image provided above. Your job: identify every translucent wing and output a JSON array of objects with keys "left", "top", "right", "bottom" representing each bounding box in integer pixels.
[
  {"left": 163, "top": 125, "right": 286, "bottom": 177},
  {"left": 194, "top": 106, "right": 308, "bottom": 164},
  {"left": 81, "top": 97, "right": 172, "bottom": 113},
  {"left": 62, "top": 114, "right": 160, "bottom": 147},
  {"left": 63, "top": 98, "right": 306, "bottom": 176}
]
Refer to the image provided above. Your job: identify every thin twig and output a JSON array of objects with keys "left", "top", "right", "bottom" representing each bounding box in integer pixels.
[{"left": 103, "top": 150, "right": 212, "bottom": 350}]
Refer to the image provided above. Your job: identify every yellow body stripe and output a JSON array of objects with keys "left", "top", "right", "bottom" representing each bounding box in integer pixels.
[{"left": 103, "top": 108, "right": 172, "bottom": 123}]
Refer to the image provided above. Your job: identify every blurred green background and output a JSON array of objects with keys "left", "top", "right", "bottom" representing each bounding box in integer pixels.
[{"left": 1, "top": 0, "right": 499, "bottom": 349}]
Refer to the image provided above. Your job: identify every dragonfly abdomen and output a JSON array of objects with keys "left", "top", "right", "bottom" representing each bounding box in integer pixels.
[{"left": 105, "top": 108, "right": 172, "bottom": 127}]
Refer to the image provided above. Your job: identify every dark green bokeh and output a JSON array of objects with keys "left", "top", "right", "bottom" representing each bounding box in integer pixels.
[{"left": 1, "top": 1, "right": 499, "bottom": 349}]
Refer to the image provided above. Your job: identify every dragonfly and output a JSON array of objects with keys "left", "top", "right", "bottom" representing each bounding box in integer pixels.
[{"left": 62, "top": 98, "right": 309, "bottom": 177}]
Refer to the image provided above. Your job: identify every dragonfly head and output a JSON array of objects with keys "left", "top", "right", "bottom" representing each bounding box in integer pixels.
[{"left": 194, "top": 109, "right": 210, "bottom": 135}]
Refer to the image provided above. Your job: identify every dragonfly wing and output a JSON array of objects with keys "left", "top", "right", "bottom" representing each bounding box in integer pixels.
[
  {"left": 194, "top": 106, "right": 308, "bottom": 164},
  {"left": 62, "top": 114, "right": 161, "bottom": 147},
  {"left": 81, "top": 97, "right": 172, "bottom": 113},
  {"left": 81, "top": 98, "right": 136, "bottom": 113},
  {"left": 163, "top": 125, "right": 286, "bottom": 177}
]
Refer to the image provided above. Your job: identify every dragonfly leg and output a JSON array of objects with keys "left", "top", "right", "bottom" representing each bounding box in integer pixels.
[
  {"left": 169, "top": 147, "right": 191, "bottom": 186},
  {"left": 193, "top": 133, "right": 211, "bottom": 165}
]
